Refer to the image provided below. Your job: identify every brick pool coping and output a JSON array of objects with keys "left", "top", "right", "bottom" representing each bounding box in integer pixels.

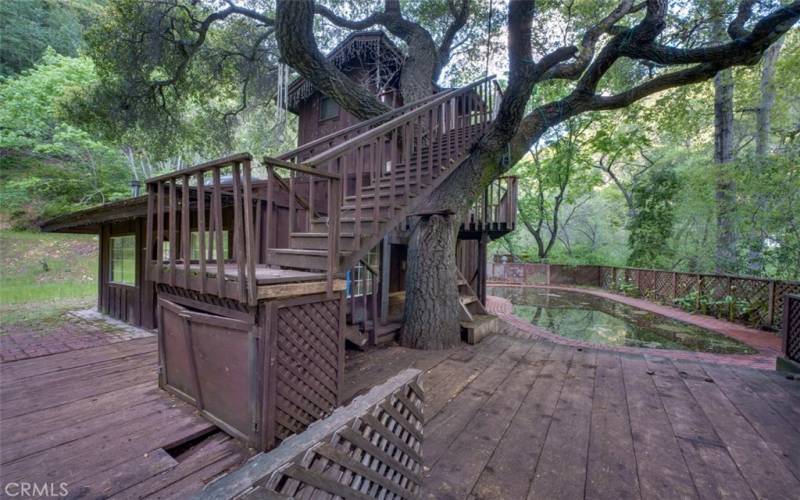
[{"left": 486, "top": 284, "right": 782, "bottom": 371}]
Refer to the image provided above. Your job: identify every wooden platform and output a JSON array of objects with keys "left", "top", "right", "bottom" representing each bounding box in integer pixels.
[
  {"left": 158, "top": 262, "right": 327, "bottom": 285},
  {"left": 0, "top": 337, "right": 252, "bottom": 498},
  {"left": 3, "top": 330, "right": 799, "bottom": 499},
  {"left": 344, "top": 334, "right": 800, "bottom": 500}
]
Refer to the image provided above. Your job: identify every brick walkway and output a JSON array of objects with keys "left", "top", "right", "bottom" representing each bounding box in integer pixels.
[
  {"left": 0, "top": 309, "right": 153, "bottom": 362},
  {"left": 486, "top": 284, "right": 782, "bottom": 370}
]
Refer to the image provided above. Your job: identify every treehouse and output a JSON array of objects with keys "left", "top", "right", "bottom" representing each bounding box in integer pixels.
[{"left": 40, "top": 31, "right": 517, "bottom": 451}]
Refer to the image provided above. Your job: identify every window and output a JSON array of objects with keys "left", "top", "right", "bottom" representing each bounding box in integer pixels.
[
  {"left": 190, "top": 230, "right": 229, "bottom": 261},
  {"left": 319, "top": 96, "right": 339, "bottom": 121},
  {"left": 110, "top": 235, "right": 136, "bottom": 285},
  {"left": 347, "top": 247, "right": 378, "bottom": 298}
]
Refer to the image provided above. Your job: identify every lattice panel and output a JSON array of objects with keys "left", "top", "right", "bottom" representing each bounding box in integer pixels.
[
  {"left": 600, "top": 267, "right": 615, "bottom": 289},
  {"left": 157, "top": 283, "right": 252, "bottom": 314},
  {"left": 703, "top": 275, "right": 729, "bottom": 301},
  {"left": 675, "top": 274, "right": 699, "bottom": 298},
  {"left": 651, "top": 271, "right": 674, "bottom": 301},
  {"left": 275, "top": 298, "right": 342, "bottom": 443},
  {"left": 785, "top": 295, "right": 800, "bottom": 363},
  {"left": 730, "top": 278, "right": 771, "bottom": 326},
  {"left": 775, "top": 283, "right": 800, "bottom": 331},
  {"left": 263, "top": 378, "right": 424, "bottom": 500}
]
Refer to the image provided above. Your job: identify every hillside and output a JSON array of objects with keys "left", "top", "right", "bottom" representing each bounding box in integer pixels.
[{"left": 0, "top": 230, "right": 97, "bottom": 324}]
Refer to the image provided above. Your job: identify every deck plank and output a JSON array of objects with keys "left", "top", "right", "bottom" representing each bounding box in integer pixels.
[
  {"left": 423, "top": 339, "right": 551, "bottom": 500},
  {"left": 673, "top": 360, "right": 800, "bottom": 500},
  {"left": 0, "top": 335, "right": 250, "bottom": 497},
  {"left": 526, "top": 349, "right": 597, "bottom": 500},
  {"left": 111, "top": 433, "right": 247, "bottom": 499},
  {"left": 469, "top": 343, "right": 573, "bottom": 500},
  {"left": 702, "top": 364, "right": 800, "bottom": 480},
  {"left": 422, "top": 336, "right": 523, "bottom": 467},
  {"left": 585, "top": 351, "right": 641, "bottom": 500},
  {"left": 643, "top": 356, "right": 755, "bottom": 500},
  {"left": 422, "top": 335, "right": 512, "bottom": 423},
  {"left": 619, "top": 355, "right": 699, "bottom": 499},
  {"left": 0, "top": 336, "right": 155, "bottom": 383}
]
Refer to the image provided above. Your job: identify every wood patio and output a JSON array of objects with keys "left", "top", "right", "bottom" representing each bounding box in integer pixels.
[{"left": 2, "top": 330, "right": 799, "bottom": 498}]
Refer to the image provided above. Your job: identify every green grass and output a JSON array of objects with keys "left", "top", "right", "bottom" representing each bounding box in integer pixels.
[{"left": 0, "top": 229, "right": 98, "bottom": 325}]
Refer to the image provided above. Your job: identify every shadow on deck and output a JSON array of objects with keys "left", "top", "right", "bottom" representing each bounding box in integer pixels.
[
  {"left": 345, "top": 334, "right": 800, "bottom": 500},
  {"left": 2, "top": 328, "right": 799, "bottom": 498}
]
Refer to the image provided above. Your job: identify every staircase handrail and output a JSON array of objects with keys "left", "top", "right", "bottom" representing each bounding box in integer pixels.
[
  {"left": 302, "top": 75, "right": 496, "bottom": 169},
  {"left": 278, "top": 90, "right": 454, "bottom": 163}
]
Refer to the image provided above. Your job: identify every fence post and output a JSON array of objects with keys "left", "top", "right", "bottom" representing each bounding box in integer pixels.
[
  {"left": 768, "top": 280, "right": 776, "bottom": 328},
  {"left": 672, "top": 272, "right": 678, "bottom": 300},
  {"left": 546, "top": 264, "right": 551, "bottom": 285},
  {"left": 695, "top": 275, "right": 701, "bottom": 310}
]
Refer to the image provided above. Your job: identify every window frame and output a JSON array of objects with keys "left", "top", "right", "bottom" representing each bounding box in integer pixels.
[
  {"left": 109, "top": 234, "right": 137, "bottom": 287},
  {"left": 319, "top": 96, "right": 340, "bottom": 122}
]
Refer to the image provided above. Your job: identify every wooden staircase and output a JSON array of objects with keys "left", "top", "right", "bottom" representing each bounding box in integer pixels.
[
  {"left": 143, "top": 76, "right": 503, "bottom": 344},
  {"left": 263, "top": 76, "right": 501, "bottom": 276}
]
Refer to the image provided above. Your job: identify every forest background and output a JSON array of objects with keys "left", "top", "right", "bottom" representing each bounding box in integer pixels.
[{"left": 1, "top": 0, "right": 798, "bottom": 288}]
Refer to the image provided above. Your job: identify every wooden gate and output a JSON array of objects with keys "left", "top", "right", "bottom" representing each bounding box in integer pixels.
[
  {"left": 157, "top": 290, "right": 346, "bottom": 451},
  {"left": 158, "top": 298, "right": 258, "bottom": 444}
]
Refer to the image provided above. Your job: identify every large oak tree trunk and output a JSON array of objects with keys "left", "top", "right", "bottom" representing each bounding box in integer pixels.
[
  {"left": 714, "top": 67, "right": 738, "bottom": 274},
  {"left": 400, "top": 214, "right": 461, "bottom": 349}
]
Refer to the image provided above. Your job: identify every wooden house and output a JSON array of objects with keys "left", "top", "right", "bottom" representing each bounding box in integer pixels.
[{"left": 41, "top": 31, "right": 516, "bottom": 451}]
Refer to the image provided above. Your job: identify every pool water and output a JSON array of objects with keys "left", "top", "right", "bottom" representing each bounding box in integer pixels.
[{"left": 490, "top": 287, "right": 757, "bottom": 355}]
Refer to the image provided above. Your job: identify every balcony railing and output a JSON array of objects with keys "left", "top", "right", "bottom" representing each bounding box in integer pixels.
[{"left": 144, "top": 154, "right": 341, "bottom": 305}]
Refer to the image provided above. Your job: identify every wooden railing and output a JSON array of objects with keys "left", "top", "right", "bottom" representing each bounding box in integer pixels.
[
  {"left": 293, "top": 75, "right": 501, "bottom": 268},
  {"left": 144, "top": 154, "right": 341, "bottom": 305},
  {"left": 278, "top": 90, "right": 453, "bottom": 164},
  {"left": 462, "top": 176, "right": 518, "bottom": 233},
  {"left": 200, "top": 368, "right": 424, "bottom": 500}
]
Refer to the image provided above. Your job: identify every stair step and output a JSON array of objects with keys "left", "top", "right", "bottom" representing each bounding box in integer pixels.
[
  {"left": 266, "top": 248, "right": 347, "bottom": 271},
  {"left": 310, "top": 217, "right": 386, "bottom": 234},
  {"left": 461, "top": 313, "right": 499, "bottom": 345},
  {"left": 344, "top": 325, "right": 367, "bottom": 348},
  {"left": 289, "top": 232, "right": 357, "bottom": 251}
]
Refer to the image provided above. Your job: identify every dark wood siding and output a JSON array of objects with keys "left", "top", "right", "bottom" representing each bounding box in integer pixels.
[{"left": 98, "top": 219, "right": 156, "bottom": 329}]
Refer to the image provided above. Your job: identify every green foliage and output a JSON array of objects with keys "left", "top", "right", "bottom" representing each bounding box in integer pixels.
[
  {"left": 627, "top": 166, "right": 681, "bottom": 267},
  {"left": 0, "top": 50, "right": 129, "bottom": 226},
  {"left": 0, "top": 0, "right": 99, "bottom": 76}
]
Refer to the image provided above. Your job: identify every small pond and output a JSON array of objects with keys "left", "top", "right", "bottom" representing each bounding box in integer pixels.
[{"left": 490, "top": 286, "right": 756, "bottom": 355}]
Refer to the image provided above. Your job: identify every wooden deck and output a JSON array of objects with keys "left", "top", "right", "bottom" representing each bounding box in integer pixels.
[
  {"left": 158, "top": 262, "right": 327, "bottom": 284},
  {"left": 2, "top": 331, "right": 799, "bottom": 498},
  {"left": 0, "top": 337, "right": 253, "bottom": 498},
  {"left": 345, "top": 334, "right": 800, "bottom": 500}
]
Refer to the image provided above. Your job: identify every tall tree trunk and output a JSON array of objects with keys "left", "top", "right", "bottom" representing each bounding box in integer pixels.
[
  {"left": 756, "top": 37, "right": 784, "bottom": 156},
  {"left": 401, "top": 214, "right": 461, "bottom": 349},
  {"left": 711, "top": 1, "right": 738, "bottom": 274},
  {"left": 745, "top": 37, "right": 784, "bottom": 274},
  {"left": 714, "top": 67, "right": 738, "bottom": 273}
]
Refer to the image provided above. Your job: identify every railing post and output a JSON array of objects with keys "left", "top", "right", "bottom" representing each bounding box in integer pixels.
[
  {"left": 196, "top": 172, "right": 207, "bottom": 294},
  {"left": 231, "top": 162, "right": 247, "bottom": 302},
  {"left": 156, "top": 181, "right": 164, "bottom": 284},
  {"left": 768, "top": 280, "right": 776, "bottom": 328},
  {"left": 145, "top": 183, "right": 154, "bottom": 283},
  {"left": 212, "top": 167, "right": 225, "bottom": 297},
  {"left": 326, "top": 176, "right": 341, "bottom": 297},
  {"left": 242, "top": 161, "right": 257, "bottom": 305}
]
